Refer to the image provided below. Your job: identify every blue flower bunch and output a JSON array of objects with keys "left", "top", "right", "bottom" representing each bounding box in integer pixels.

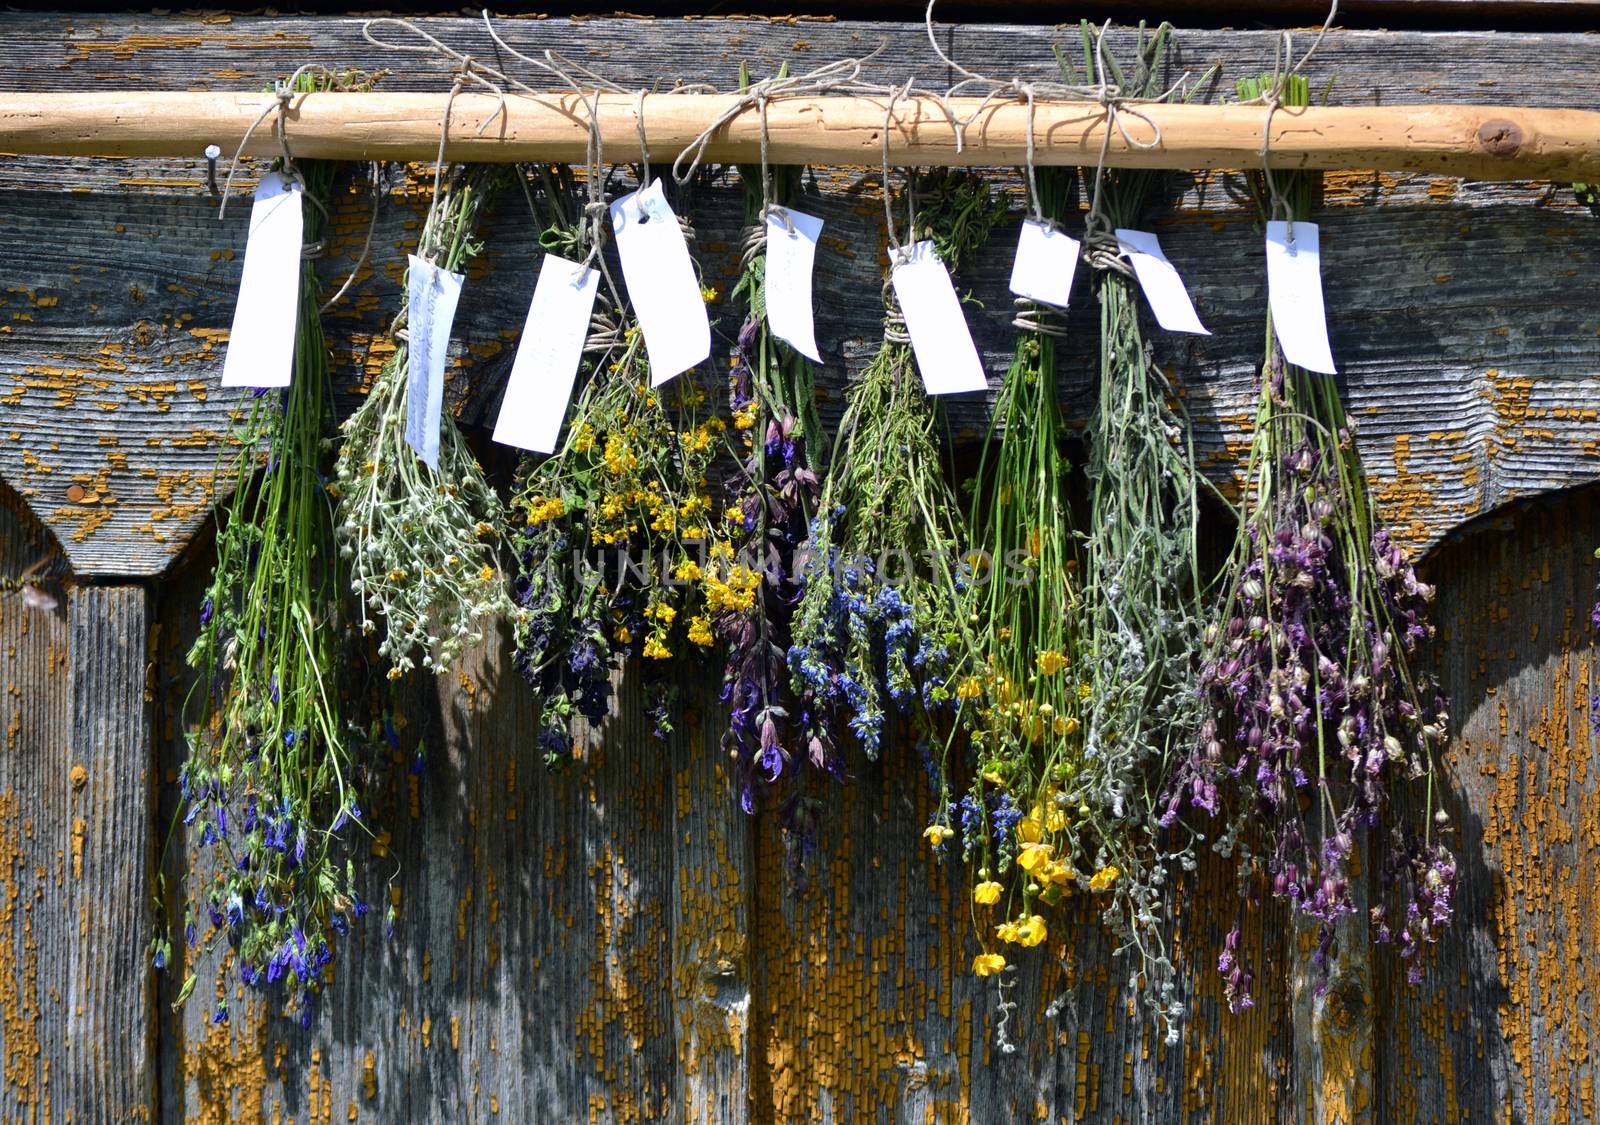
[
  {"left": 789, "top": 170, "right": 1002, "bottom": 772},
  {"left": 161, "top": 121, "right": 383, "bottom": 1026}
]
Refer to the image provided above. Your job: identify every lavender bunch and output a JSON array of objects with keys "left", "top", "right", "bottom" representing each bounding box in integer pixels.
[
  {"left": 789, "top": 170, "right": 1003, "bottom": 801},
  {"left": 716, "top": 161, "right": 825, "bottom": 823},
  {"left": 160, "top": 86, "right": 381, "bottom": 1026},
  {"left": 1166, "top": 74, "right": 1456, "bottom": 1011}
]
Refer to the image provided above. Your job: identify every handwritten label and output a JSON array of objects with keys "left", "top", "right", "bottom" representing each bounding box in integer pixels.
[
  {"left": 221, "top": 172, "right": 303, "bottom": 388},
  {"left": 889, "top": 240, "right": 987, "bottom": 395},
  {"left": 609, "top": 178, "right": 710, "bottom": 386},
  {"left": 493, "top": 254, "right": 600, "bottom": 454},
  {"left": 1008, "top": 219, "right": 1081, "bottom": 309},
  {"left": 1265, "top": 221, "right": 1337, "bottom": 375},
  {"left": 1114, "top": 228, "right": 1210, "bottom": 335},
  {"left": 764, "top": 206, "right": 824, "bottom": 362},
  {"left": 405, "top": 253, "right": 465, "bottom": 471}
]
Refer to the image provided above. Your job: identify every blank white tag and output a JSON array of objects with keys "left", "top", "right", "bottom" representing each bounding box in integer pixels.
[
  {"left": 221, "top": 172, "right": 303, "bottom": 388},
  {"left": 1265, "top": 221, "right": 1337, "bottom": 375},
  {"left": 493, "top": 254, "right": 600, "bottom": 454},
  {"left": 405, "top": 253, "right": 465, "bottom": 471},
  {"left": 1114, "top": 229, "right": 1210, "bottom": 336},
  {"left": 1008, "top": 219, "right": 1080, "bottom": 309},
  {"left": 889, "top": 241, "right": 987, "bottom": 395},
  {"left": 609, "top": 179, "right": 710, "bottom": 386},
  {"left": 764, "top": 207, "right": 824, "bottom": 362}
]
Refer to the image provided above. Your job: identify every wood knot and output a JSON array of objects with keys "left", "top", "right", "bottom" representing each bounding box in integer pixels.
[
  {"left": 65, "top": 484, "right": 86, "bottom": 503},
  {"left": 1476, "top": 118, "right": 1524, "bottom": 158}
]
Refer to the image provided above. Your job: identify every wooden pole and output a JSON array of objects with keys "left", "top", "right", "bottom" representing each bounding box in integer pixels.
[{"left": 0, "top": 91, "right": 1597, "bottom": 180}]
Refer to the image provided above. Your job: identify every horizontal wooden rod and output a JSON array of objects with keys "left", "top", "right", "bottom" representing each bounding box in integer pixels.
[{"left": 0, "top": 91, "right": 1597, "bottom": 181}]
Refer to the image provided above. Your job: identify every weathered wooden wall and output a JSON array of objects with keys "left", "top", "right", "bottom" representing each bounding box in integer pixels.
[{"left": 0, "top": 10, "right": 1597, "bottom": 1123}]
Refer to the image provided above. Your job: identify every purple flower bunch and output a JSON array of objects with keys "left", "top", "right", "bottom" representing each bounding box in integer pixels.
[
  {"left": 716, "top": 312, "right": 827, "bottom": 822},
  {"left": 1169, "top": 354, "right": 1456, "bottom": 1010},
  {"left": 511, "top": 515, "right": 616, "bottom": 766}
]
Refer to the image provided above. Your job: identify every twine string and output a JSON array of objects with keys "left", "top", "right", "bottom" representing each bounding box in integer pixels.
[{"left": 1240, "top": 0, "right": 1340, "bottom": 240}]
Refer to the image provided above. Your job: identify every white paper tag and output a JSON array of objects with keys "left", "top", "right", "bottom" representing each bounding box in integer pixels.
[
  {"left": 889, "top": 241, "right": 987, "bottom": 395},
  {"left": 405, "top": 253, "right": 465, "bottom": 471},
  {"left": 1265, "top": 221, "right": 1337, "bottom": 375},
  {"left": 1114, "top": 228, "right": 1210, "bottom": 336},
  {"left": 1008, "top": 219, "right": 1081, "bottom": 309},
  {"left": 609, "top": 179, "right": 710, "bottom": 386},
  {"left": 221, "top": 172, "right": 303, "bottom": 389},
  {"left": 493, "top": 254, "right": 600, "bottom": 454},
  {"left": 763, "top": 206, "right": 824, "bottom": 362}
]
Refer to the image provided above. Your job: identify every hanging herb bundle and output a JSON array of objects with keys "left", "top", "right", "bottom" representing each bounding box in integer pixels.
[
  {"left": 789, "top": 169, "right": 1003, "bottom": 802},
  {"left": 715, "top": 157, "right": 826, "bottom": 823},
  {"left": 951, "top": 167, "right": 1108, "bottom": 985},
  {"left": 510, "top": 165, "right": 734, "bottom": 763},
  {"left": 159, "top": 74, "right": 379, "bottom": 1025},
  {"left": 1165, "top": 73, "right": 1456, "bottom": 1012},
  {"left": 1064, "top": 25, "right": 1211, "bottom": 1033},
  {"left": 947, "top": 26, "right": 1208, "bottom": 1035},
  {"left": 334, "top": 165, "right": 511, "bottom": 679}
]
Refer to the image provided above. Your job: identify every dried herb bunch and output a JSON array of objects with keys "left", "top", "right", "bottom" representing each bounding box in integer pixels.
[
  {"left": 160, "top": 74, "right": 380, "bottom": 1025},
  {"left": 1165, "top": 74, "right": 1456, "bottom": 1012},
  {"left": 715, "top": 159, "right": 827, "bottom": 823},
  {"left": 510, "top": 166, "right": 733, "bottom": 763},
  {"left": 334, "top": 165, "right": 511, "bottom": 679},
  {"left": 952, "top": 167, "right": 1113, "bottom": 991},
  {"left": 789, "top": 169, "right": 1003, "bottom": 828},
  {"left": 1066, "top": 25, "right": 1211, "bottom": 1036}
]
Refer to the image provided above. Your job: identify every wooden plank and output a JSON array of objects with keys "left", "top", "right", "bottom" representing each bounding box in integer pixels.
[
  {"left": 1, "top": 159, "right": 1595, "bottom": 578},
  {"left": 0, "top": 491, "right": 71, "bottom": 1120},
  {"left": 5, "top": 93, "right": 1600, "bottom": 182},
  {"left": 0, "top": 494, "right": 156, "bottom": 1120},
  {"left": 669, "top": 687, "right": 755, "bottom": 1124},
  {"left": 0, "top": 18, "right": 1596, "bottom": 578},
  {"left": 1373, "top": 485, "right": 1600, "bottom": 1123},
  {"left": 64, "top": 584, "right": 156, "bottom": 1120}
]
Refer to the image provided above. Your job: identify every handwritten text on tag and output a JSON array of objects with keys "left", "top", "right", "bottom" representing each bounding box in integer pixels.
[
  {"left": 890, "top": 241, "right": 987, "bottom": 396},
  {"left": 405, "top": 253, "right": 465, "bottom": 471},
  {"left": 1265, "top": 221, "right": 1337, "bottom": 375},
  {"left": 1114, "top": 228, "right": 1210, "bottom": 336},
  {"left": 493, "top": 254, "right": 600, "bottom": 454},
  {"left": 1009, "top": 219, "right": 1081, "bottom": 309},
  {"left": 222, "top": 172, "right": 303, "bottom": 389},
  {"left": 763, "top": 207, "right": 824, "bottom": 362},
  {"left": 609, "top": 179, "right": 710, "bottom": 387}
]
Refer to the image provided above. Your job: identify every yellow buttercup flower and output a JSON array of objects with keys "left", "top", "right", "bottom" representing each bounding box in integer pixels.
[
  {"left": 1036, "top": 650, "right": 1068, "bottom": 676},
  {"left": 673, "top": 559, "right": 703, "bottom": 582},
  {"left": 1016, "top": 914, "right": 1048, "bottom": 947},
  {"left": 972, "top": 952, "right": 1007, "bottom": 977},
  {"left": 922, "top": 824, "right": 954, "bottom": 848},
  {"left": 955, "top": 675, "right": 983, "bottom": 700},
  {"left": 642, "top": 636, "right": 672, "bottom": 660},
  {"left": 1016, "top": 841, "right": 1053, "bottom": 875},
  {"left": 973, "top": 881, "right": 1003, "bottom": 906},
  {"left": 1089, "top": 865, "right": 1120, "bottom": 893}
]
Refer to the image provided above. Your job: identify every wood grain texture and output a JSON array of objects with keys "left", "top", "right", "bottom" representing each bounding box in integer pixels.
[
  {"left": 1375, "top": 486, "right": 1600, "bottom": 1125},
  {"left": 6, "top": 93, "right": 1600, "bottom": 182},
  {"left": 0, "top": 15, "right": 1597, "bottom": 578},
  {"left": 0, "top": 496, "right": 155, "bottom": 1121},
  {"left": 65, "top": 584, "right": 155, "bottom": 1121}
]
